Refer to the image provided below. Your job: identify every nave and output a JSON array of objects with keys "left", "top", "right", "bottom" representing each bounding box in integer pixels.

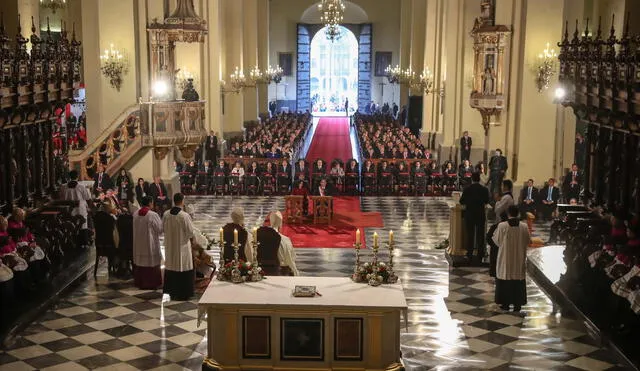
[{"left": 0, "top": 197, "right": 625, "bottom": 371}]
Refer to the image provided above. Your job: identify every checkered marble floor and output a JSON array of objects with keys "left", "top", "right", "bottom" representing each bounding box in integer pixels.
[{"left": 0, "top": 196, "right": 629, "bottom": 370}]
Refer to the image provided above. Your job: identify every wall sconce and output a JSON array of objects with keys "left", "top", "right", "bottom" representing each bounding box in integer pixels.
[
  {"left": 100, "top": 44, "right": 128, "bottom": 91},
  {"left": 249, "top": 65, "right": 284, "bottom": 85},
  {"left": 533, "top": 42, "right": 557, "bottom": 92},
  {"left": 385, "top": 64, "right": 435, "bottom": 94},
  {"left": 230, "top": 66, "right": 252, "bottom": 90}
]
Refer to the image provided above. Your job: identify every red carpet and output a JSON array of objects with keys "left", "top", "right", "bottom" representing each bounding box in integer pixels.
[
  {"left": 305, "top": 117, "right": 353, "bottom": 166},
  {"left": 276, "top": 118, "right": 380, "bottom": 248},
  {"left": 279, "top": 197, "right": 383, "bottom": 248}
]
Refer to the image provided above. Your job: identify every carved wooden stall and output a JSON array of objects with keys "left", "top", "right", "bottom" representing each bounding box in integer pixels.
[
  {"left": 0, "top": 16, "right": 81, "bottom": 213},
  {"left": 557, "top": 17, "right": 640, "bottom": 216}
]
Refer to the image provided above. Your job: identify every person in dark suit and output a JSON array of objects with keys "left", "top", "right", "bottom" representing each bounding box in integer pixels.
[
  {"left": 538, "top": 178, "right": 560, "bottom": 221},
  {"left": 269, "top": 101, "right": 277, "bottom": 117},
  {"left": 459, "top": 172, "right": 491, "bottom": 262},
  {"left": 518, "top": 179, "right": 538, "bottom": 216},
  {"left": 562, "top": 163, "right": 581, "bottom": 202},
  {"left": 93, "top": 164, "right": 114, "bottom": 195},
  {"left": 135, "top": 178, "right": 150, "bottom": 206},
  {"left": 460, "top": 131, "right": 472, "bottom": 162},
  {"left": 315, "top": 178, "right": 333, "bottom": 196},
  {"left": 205, "top": 131, "right": 217, "bottom": 164},
  {"left": 488, "top": 148, "right": 508, "bottom": 197},
  {"left": 149, "top": 176, "right": 170, "bottom": 212},
  {"left": 294, "top": 159, "right": 309, "bottom": 182}
]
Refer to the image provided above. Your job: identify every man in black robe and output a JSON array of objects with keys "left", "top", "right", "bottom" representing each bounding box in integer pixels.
[{"left": 459, "top": 172, "right": 491, "bottom": 262}]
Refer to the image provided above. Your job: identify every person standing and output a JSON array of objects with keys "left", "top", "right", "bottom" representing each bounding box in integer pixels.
[
  {"left": 562, "top": 163, "right": 581, "bottom": 202},
  {"left": 575, "top": 133, "right": 585, "bottom": 169},
  {"left": 205, "top": 131, "right": 218, "bottom": 164},
  {"left": 493, "top": 205, "right": 530, "bottom": 312},
  {"left": 132, "top": 196, "right": 163, "bottom": 289},
  {"left": 162, "top": 193, "right": 195, "bottom": 301},
  {"left": 494, "top": 179, "right": 514, "bottom": 221},
  {"left": 488, "top": 148, "right": 508, "bottom": 196},
  {"left": 459, "top": 172, "right": 491, "bottom": 262},
  {"left": 460, "top": 131, "right": 472, "bottom": 162},
  {"left": 344, "top": 98, "right": 349, "bottom": 116}
]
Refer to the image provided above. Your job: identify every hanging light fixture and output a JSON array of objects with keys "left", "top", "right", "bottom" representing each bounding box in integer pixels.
[
  {"left": 318, "top": 0, "right": 345, "bottom": 42},
  {"left": 39, "top": 0, "right": 66, "bottom": 14}
]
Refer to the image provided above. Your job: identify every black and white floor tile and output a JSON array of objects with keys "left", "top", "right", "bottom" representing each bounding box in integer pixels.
[{"left": 0, "top": 196, "right": 628, "bottom": 370}]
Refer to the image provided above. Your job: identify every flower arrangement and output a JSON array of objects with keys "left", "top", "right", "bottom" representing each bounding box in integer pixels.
[
  {"left": 352, "top": 261, "right": 393, "bottom": 284},
  {"left": 216, "top": 228, "right": 264, "bottom": 283},
  {"left": 351, "top": 230, "right": 398, "bottom": 286},
  {"left": 217, "top": 259, "right": 264, "bottom": 282}
]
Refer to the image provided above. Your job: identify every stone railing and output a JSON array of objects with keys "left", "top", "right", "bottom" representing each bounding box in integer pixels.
[{"left": 69, "top": 101, "right": 208, "bottom": 180}]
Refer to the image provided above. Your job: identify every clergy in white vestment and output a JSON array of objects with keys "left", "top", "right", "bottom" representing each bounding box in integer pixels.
[
  {"left": 59, "top": 170, "right": 91, "bottom": 229},
  {"left": 132, "top": 196, "right": 163, "bottom": 289},
  {"left": 162, "top": 193, "right": 195, "bottom": 301},
  {"left": 492, "top": 205, "right": 530, "bottom": 312},
  {"left": 269, "top": 211, "right": 299, "bottom": 275}
]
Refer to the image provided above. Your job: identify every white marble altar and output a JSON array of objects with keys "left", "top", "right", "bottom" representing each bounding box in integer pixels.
[{"left": 199, "top": 276, "right": 407, "bottom": 371}]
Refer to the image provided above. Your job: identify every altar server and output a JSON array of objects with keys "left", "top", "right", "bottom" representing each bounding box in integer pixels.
[
  {"left": 162, "top": 193, "right": 195, "bottom": 300},
  {"left": 493, "top": 205, "right": 530, "bottom": 312},
  {"left": 133, "top": 196, "right": 163, "bottom": 289},
  {"left": 269, "top": 211, "right": 299, "bottom": 276},
  {"left": 60, "top": 170, "right": 92, "bottom": 229}
]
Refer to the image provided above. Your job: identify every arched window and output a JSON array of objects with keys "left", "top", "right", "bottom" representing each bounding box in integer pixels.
[{"left": 310, "top": 26, "right": 359, "bottom": 114}]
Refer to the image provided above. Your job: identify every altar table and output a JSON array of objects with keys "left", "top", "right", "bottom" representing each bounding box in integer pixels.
[{"left": 198, "top": 276, "right": 407, "bottom": 371}]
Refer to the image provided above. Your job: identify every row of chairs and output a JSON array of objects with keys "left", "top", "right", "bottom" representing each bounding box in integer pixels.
[{"left": 180, "top": 171, "right": 293, "bottom": 196}]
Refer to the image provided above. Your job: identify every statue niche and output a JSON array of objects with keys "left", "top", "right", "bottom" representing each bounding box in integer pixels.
[{"left": 469, "top": 0, "right": 511, "bottom": 137}]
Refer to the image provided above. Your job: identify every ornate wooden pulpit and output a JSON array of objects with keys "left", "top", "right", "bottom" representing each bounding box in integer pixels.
[
  {"left": 284, "top": 195, "right": 304, "bottom": 224},
  {"left": 311, "top": 196, "right": 333, "bottom": 224}
]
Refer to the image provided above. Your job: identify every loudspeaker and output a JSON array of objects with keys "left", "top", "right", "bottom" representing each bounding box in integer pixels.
[{"left": 407, "top": 95, "right": 423, "bottom": 136}]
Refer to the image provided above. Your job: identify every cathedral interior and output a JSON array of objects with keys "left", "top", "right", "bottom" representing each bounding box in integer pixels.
[{"left": 0, "top": 0, "right": 639, "bottom": 370}]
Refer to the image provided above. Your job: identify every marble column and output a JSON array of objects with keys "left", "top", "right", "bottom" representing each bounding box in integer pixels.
[
  {"left": 221, "top": 0, "right": 244, "bottom": 135},
  {"left": 441, "top": 0, "right": 465, "bottom": 149},
  {"left": 423, "top": 0, "right": 445, "bottom": 134},
  {"left": 242, "top": 0, "right": 259, "bottom": 123},
  {"left": 256, "top": 0, "right": 270, "bottom": 118},
  {"left": 398, "top": 0, "right": 412, "bottom": 110},
  {"left": 205, "top": 0, "right": 223, "bottom": 133}
]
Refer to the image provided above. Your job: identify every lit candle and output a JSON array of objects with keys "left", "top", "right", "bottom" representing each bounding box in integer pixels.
[
  {"left": 389, "top": 230, "right": 394, "bottom": 244},
  {"left": 355, "top": 228, "right": 360, "bottom": 243},
  {"left": 219, "top": 227, "right": 224, "bottom": 243},
  {"left": 373, "top": 232, "right": 378, "bottom": 246},
  {"left": 253, "top": 227, "right": 258, "bottom": 241},
  {"left": 234, "top": 229, "right": 238, "bottom": 245}
]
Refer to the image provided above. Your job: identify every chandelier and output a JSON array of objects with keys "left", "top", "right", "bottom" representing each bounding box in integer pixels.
[
  {"left": 533, "top": 42, "right": 558, "bottom": 92},
  {"left": 385, "top": 64, "right": 435, "bottom": 94},
  {"left": 318, "top": 0, "right": 345, "bottom": 42},
  {"left": 40, "top": 0, "right": 66, "bottom": 14}
]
